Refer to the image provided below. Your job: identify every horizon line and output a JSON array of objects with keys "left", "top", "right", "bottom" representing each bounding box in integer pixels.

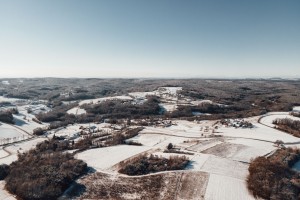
[{"left": 0, "top": 76, "right": 299, "bottom": 80}]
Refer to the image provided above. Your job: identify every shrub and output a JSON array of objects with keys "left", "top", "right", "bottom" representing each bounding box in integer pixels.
[
  {"left": 167, "top": 143, "right": 173, "bottom": 150},
  {"left": 126, "top": 141, "right": 142, "bottom": 146},
  {"left": 163, "top": 149, "right": 194, "bottom": 155},
  {"left": 33, "top": 127, "right": 45, "bottom": 136}
]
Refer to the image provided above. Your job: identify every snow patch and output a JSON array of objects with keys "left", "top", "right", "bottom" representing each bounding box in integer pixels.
[
  {"left": 67, "top": 107, "right": 86, "bottom": 115},
  {"left": 79, "top": 96, "right": 132, "bottom": 106},
  {"left": 293, "top": 106, "right": 300, "bottom": 112},
  {"left": 1, "top": 81, "right": 10, "bottom": 85},
  {"left": 76, "top": 145, "right": 151, "bottom": 171},
  {"left": 0, "top": 124, "right": 26, "bottom": 139}
]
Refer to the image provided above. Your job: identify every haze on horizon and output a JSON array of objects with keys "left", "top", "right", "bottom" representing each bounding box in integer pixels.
[{"left": 0, "top": 0, "right": 299, "bottom": 78}]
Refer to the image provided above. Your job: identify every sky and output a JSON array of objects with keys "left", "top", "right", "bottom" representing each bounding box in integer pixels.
[{"left": 0, "top": 0, "right": 299, "bottom": 78}]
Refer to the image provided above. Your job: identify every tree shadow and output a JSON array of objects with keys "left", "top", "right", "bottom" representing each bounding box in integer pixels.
[
  {"left": 58, "top": 167, "right": 96, "bottom": 199},
  {"left": 13, "top": 117, "right": 29, "bottom": 126},
  {"left": 59, "top": 182, "right": 87, "bottom": 200},
  {"left": 185, "top": 160, "right": 196, "bottom": 170}
]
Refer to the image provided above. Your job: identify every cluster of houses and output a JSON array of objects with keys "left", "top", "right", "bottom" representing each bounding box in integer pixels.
[
  {"left": 220, "top": 118, "right": 253, "bottom": 128},
  {"left": 51, "top": 124, "right": 114, "bottom": 142}
]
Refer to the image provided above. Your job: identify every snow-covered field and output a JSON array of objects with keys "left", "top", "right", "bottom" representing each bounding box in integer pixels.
[
  {"left": 76, "top": 145, "right": 151, "bottom": 171},
  {"left": 159, "top": 103, "right": 178, "bottom": 112},
  {"left": 5, "top": 137, "right": 46, "bottom": 155},
  {"left": 12, "top": 114, "right": 46, "bottom": 133},
  {"left": 67, "top": 107, "right": 86, "bottom": 115},
  {"left": 293, "top": 106, "right": 300, "bottom": 112},
  {"left": 127, "top": 133, "right": 170, "bottom": 147},
  {"left": 143, "top": 125, "right": 205, "bottom": 137},
  {"left": 188, "top": 154, "right": 253, "bottom": 200},
  {"left": 188, "top": 140, "right": 223, "bottom": 152},
  {"left": 187, "top": 153, "right": 210, "bottom": 170},
  {"left": 0, "top": 124, "right": 25, "bottom": 139},
  {"left": 199, "top": 155, "right": 249, "bottom": 180},
  {"left": 128, "top": 91, "right": 156, "bottom": 99},
  {"left": 11, "top": 105, "right": 50, "bottom": 133},
  {"left": 0, "top": 137, "right": 46, "bottom": 165},
  {"left": 79, "top": 96, "right": 133, "bottom": 106},
  {"left": 128, "top": 133, "right": 191, "bottom": 151},
  {"left": 228, "top": 138, "right": 275, "bottom": 150},
  {"left": 204, "top": 174, "right": 254, "bottom": 200},
  {"left": 0, "top": 181, "right": 15, "bottom": 200},
  {"left": 0, "top": 148, "right": 9, "bottom": 158},
  {"left": 1, "top": 81, "right": 10, "bottom": 85},
  {"left": 227, "top": 139, "right": 276, "bottom": 161},
  {"left": 140, "top": 120, "right": 213, "bottom": 138},
  {"left": 218, "top": 122, "right": 300, "bottom": 143},
  {"left": 0, "top": 96, "right": 24, "bottom": 104},
  {"left": 191, "top": 100, "right": 213, "bottom": 106}
]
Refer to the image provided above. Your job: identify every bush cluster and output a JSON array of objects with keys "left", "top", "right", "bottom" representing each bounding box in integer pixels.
[
  {"left": 167, "top": 103, "right": 247, "bottom": 118},
  {"left": 273, "top": 118, "right": 300, "bottom": 137},
  {"left": 119, "top": 154, "right": 189, "bottom": 176},
  {"left": 33, "top": 127, "right": 45, "bottom": 135},
  {"left": 35, "top": 137, "right": 71, "bottom": 153},
  {"left": 0, "top": 111, "right": 14, "bottom": 124},
  {"left": 36, "top": 98, "right": 160, "bottom": 130},
  {"left": 82, "top": 96, "right": 160, "bottom": 119},
  {"left": 105, "top": 127, "right": 144, "bottom": 146},
  {"left": 247, "top": 148, "right": 300, "bottom": 200},
  {"left": 5, "top": 151, "right": 87, "bottom": 200},
  {"left": 291, "top": 112, "right": 300, "bottom": 118},
  {"left": 73, "top": 135, "right": 100, "bottom": 151}
]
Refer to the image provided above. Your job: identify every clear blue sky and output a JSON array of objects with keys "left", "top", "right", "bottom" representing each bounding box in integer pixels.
[{"left": 0, "top": 0, "right": 299, "bottom": 78}]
